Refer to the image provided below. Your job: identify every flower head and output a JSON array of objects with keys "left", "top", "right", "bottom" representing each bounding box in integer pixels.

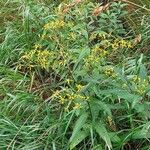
[{"left": 73, "top": 103, "right": 81, "bottom": 110}]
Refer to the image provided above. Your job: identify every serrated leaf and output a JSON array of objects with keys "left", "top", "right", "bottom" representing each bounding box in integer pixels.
[
  {"left": 94, "top": 122, "right": 112, "bottom": 150},
  {"left": 70, "top": 113, "right": 88, "bottom": 142},
  {"left": 70, "top": 130, "right": 89, "bottom": 150},
  {"left": 131, "top": 122, "right": 150, "bottom": 140},
  {"left": 73, "top": 48, "right": 90, "bottom": 71},
  {"left": 109, "top": 132, "right": 121, "bottom": 143},
  {"left": 93, "top": 144, "right": 103, "bottom": 150},
  {"left": 95, "top": 100, "right": 112, "bottom": 116}
]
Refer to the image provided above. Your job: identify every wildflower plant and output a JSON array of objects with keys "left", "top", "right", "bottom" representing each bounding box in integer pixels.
[
  {"left": 1, "top": 0, "right": 150, "bottom": 150},
  {"left": 16, "top": 1, "right": 150, "bottom": 149}
]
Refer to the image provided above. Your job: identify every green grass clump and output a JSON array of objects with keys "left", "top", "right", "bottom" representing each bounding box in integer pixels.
[{"left": 0, "top": 0, "right": 150, "bottom": 149}]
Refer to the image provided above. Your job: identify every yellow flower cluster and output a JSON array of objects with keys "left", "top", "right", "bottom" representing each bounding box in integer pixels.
[
  {"left": 52, "top": 87, "right": 89, "bottom": 111},
  {"left": 107, "top": 116, "right": 116, "bottom": 131},
  {"left": 132, "top": 76, "right": 149, "bottom": 95},
  {"left": 76, "top": 84, "right": 85, "bottom": 92},
  {"left": 73, "top": 103, "right": 81, "bottom": 110},
  {"left": 69, "top": 32, "right": 77, "bottom": 41},
  {"left": 65, "top": 93, "right": 89, "bottom": 101},
  {"left": 51, "top": 50, "right": 70, "bottom": 71},
  {"left": 59, "top": 93, "right": 88, "bottom": 111},
  {"left": 37, "top": 50, "right": 52, "bottom": 69},
  {"left": 52, "top": 90, "right": 60, "bottom": 98},
  {"left": 89, "top": 32, "right": 108, "bottom": 41},
  {"left": 20, "top": 49, "right": 52, "bottom": 69},
  {"left": 91, "top": 45, "right": 108, "bottom": 58},
  {"left": 89, "top": 32, "right": 133, "bottom": 50},
  {"left": 20, "top": 50, "right": 36, "bottom": 60},
  {"left": 104, "top": 67, "right": 117, "bottom": 78},
  {"left": 84, "top": 55, "right": 99, "bottom": 64},
  {"left": 34, "top": 44, "right": 42, "bottom": 50},
  {"left": 44, "top": 20, "right": 65, "bottom": 30},
  {"left": 112, "top": 39, "right": 133, "bottom": 49},
  {"left": 83, "top": 45, "right": 109, "bottom": 68},
  {"left": 66, "top": 79, "right": 73, "bottom": 85}
]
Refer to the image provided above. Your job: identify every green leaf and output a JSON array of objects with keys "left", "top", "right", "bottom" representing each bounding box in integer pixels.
[
  {"left": 99, "top": 89, "right": 141, "bottom": 106},
  {"left": 131, "top": 122, "right": 150, "bottom": 140},
  {"left": 94, "top": 122, "right": 112, "bottom": 150},
  {"left": 73, "top": 48, "right": 90, "bottom": 71},
  {"left": 131, "top": 96, "right": 142, "bottom": 108},
  {"left": 92, "top": 144, "right": 103, "bottom": 150},
  {"left": 70, "top": 113, "right": 88, "bottom": 142},
  {"left": 90, "top": 98, "right": 112, "bottom": 118},
  {"left": 109, "top": 132, "right": 121, "bottom": 143},
  {"left": 70, "top": 130, "right": 89, "bottom": 150},
  {"left": 139, "top": 63, "right": 148, "bottom": 79}
]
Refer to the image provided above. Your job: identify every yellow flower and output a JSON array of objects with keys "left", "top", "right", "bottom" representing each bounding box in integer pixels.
[
  {"left": 34, "top": 44, "right": 41, "bottom": 50},
  {"left": 91, "top": 45, "right": 108, "bottom": 58},
  {"left": 36, "top": 50, "right": 51, "bottom": 69},
  {"left": 132, "top": 75, "right": 138, "bottom": 81},
  {"left": 20, "top": 52, "right": 30, "bottom": 60},
  {"left": 120, "top": 40, "right": 127, "bottom": 48},
  {"left": 28, "top": 50, "right": 36, "bottom": 59},
  {"left": 76, "top": 95, "right": 89, "bottom": 100},
  {"left": 66, "top": 79, "right": 72, "bottom": 85},
  {"left": 111, "top": 42, "right": 119, "bottom": 49},
  {"left": 136, "top": 88, "right": 145, "bottom": 95},
  {"left": 52, "top": 90, "right": 60, "bottom": 97},
  {"left": 28, "top": 64, "right": 34, "bottom": 71},
  {"left": 67, "top": 93, "right": 76, "bottom": 100},
  {"left": 89, "top": 33, "right": 96, "bottom": 41},
  {"left": 73, "top": 103, "right": 81, "bottom": 110},
  {"left": 92, "top": 45, "right": 100, "bottom": 53},
  {"left": 104, "top": 67, "right": 117, "bottom": 78},
  {"left": 70, "top": 32, "right": 76, "bottom": 40},
  {"left": 44, "top": 23, "right": 50, "bottom": 30},
  {"left": 20, "top": 50, "right": 36, "bottom": 61},
  {"left": 111, "top": 39, "right": 132, "bottom": 49},
  {"left": 127, "top": 41, "right": 133, "bottom": 48},
  {"left": 59, "top": 96, "right": 65, "bottom": 104},
  {"left": 76, "top": 84, "right": 84, "bottom": 92},
  {"left": 37, "top": 58, "right": 48, "bottom": 69},
  {"left": 41, "top": 34, "right": 46, "bottom": 40},
  {"left": 132, "top": 77, "right": 149, "bottom": 95},
  {"left": 44, "top": 20, "right": 65, "bottom": 30},
  {"left": 104, "top": 67, "right": 113, "bottom": 75},
  {"left": 76, "top": 95, "right": 85, "bottom": 99},
  {"left": 98, "top": 32, "right": 109, "bottom": 40},
  {"left": 107, "top": 116, "right": 113, "bottom": 126}
]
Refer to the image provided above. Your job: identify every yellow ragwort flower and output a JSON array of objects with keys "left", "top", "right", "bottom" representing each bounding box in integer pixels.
[
  {"left": 73, "top": 103, "right": 81, "bottom": 110},
  {"left": 66, "top": 79, "right": 72, "bottom": 85},
  {"left": 44, "top": 20, "right": 65, "bottom": 30},
  {"left": 76, "top": 84, "right": 84, "bottom": 92},
  {"left": 34, "top": 44, "right": 42, "bottom": 50},
  {"left": 59, "top": 96, "right": 65, "bottom": 104}
]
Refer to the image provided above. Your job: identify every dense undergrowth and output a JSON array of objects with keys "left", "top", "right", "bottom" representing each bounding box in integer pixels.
[{"left": 0, "top": 0, "right": 150, "bottom": 149}]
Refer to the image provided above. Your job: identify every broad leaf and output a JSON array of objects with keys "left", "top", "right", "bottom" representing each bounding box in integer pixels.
[
  {"left": 70, "top": 130, "right": 89, "bottom": 150},
  {"left": 94, "top": 122, "right": 112, "bottom": 150},
  {"left": 70, "top": 113, "right": 88, "bottom": 142}
]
